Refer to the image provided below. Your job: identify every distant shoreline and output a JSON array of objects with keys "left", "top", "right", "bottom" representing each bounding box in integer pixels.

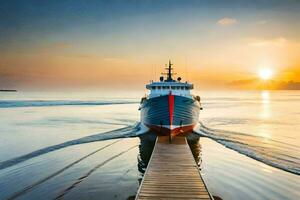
[{"left": 0, "top": 90, "right": 17, "bottom": 92}]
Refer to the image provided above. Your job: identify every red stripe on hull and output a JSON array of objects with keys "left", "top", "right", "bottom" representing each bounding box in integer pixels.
[
  {"left": 168, "top": 94, "right": 174, "bottom": 127},
  {"left": 146, "top": 124, "right": 195, "bottom": 137}
]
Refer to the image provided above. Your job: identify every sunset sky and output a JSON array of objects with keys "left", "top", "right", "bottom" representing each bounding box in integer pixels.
[{"left": 0, "top": 0, "right": 300, "bottom": 91}]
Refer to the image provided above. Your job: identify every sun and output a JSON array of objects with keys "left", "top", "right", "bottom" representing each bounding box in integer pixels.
[{"left": 258, "top": 68, "right": 273, "bottom": 80}]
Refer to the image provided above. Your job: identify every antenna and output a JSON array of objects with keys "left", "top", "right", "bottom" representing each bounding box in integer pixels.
[
  {"left": 161, "top": 60, "right": 176, "bottom": 81},
  {"left": 185, "top": 56, "right": 189, "bottom": 82},
  {"left": 154, "top": 65, "right": 156, "bottom": 81}
]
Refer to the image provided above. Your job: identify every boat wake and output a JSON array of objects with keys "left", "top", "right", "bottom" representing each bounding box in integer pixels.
[
  {"left": 0, "top": 100, "right": 138, "bottom": 108},
  {"left": 6, "top": 140, "right": 122, "bottom": 200},
  {"left": 53, "top": 145, "right": 138, "bottom": 200},
  {"left": 194, "top": 122, "right": 300, "bottom": 175},
  {"left": 0, "top": 123, "right": 148, "bottom": 171}
]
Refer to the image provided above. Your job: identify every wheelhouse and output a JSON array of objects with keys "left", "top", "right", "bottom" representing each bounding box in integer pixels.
[{"left": 146, "top": 61, "right": 194, "bottom": 98}]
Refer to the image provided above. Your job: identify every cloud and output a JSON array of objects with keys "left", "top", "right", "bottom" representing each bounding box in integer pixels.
[
  {"left": 257, "top": 20, "right": 268, "bottom": 25},
  {"left": 248, "top": 37, "right": 287, "bottom": 47},
  {"left": 39, "top": 42, "right": 73, "bottom": 52},
  {"left": 102, "top": 57, "right": 127, "bottom": 63},
  {"left": 217, "top": 17, "right": 238, "bottom": 26},
  {"left": 70, "top": 56, "right": 128, "bottom": 63},
  {"left": 50, "top": 42, "right": 72, "bottom": 49},
  {"left": 229, "top": 78, "right": 300, "bottom": 90},
  {"left": 230, "top": 78, "right": 257, "bottom": 85},
  {"left": 278, "top": 81, "right": 300, "bottom": 90}
]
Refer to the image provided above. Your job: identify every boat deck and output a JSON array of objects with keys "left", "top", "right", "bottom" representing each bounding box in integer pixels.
[{"left": 135, "top": 136, "right": 212, "bottom": 200}]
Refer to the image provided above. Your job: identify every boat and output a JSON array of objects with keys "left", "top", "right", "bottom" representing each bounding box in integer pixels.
[{"left": 139, "top": 60, "right": 202, "bottom": 138}]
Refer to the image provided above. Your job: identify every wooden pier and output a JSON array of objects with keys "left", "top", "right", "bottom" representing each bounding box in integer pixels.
[{"left": 136, "top": 136, "right": 212, "bottom": 200}]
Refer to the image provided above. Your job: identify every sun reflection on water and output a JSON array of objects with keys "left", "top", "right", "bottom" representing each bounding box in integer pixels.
[
  {"left": 261, "top": 91, "right": 270, "bottom": 103},
  {"left": 260, "top": 91, "right": 271, "bottom": 119},
  {"left": 259, "top": 91, "right": 272, "bottom": 140}
]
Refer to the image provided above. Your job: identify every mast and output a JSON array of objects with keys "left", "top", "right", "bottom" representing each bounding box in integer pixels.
[{"left": 162, "top": 60, "right": 176, "bottom": 82}]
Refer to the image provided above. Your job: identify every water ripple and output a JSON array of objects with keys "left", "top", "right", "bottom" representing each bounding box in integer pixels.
[{"left": 194, "top": 122, "right": 300, "bottom": 175}]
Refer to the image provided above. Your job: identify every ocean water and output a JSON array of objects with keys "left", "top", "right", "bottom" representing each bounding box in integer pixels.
[{"left": 0, "top": 90, "right": 299, "bottom": 200}]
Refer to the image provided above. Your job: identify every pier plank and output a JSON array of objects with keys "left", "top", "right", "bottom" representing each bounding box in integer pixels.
[{"left": 136, "top": 136, "right": 212, "bottom": 200}]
